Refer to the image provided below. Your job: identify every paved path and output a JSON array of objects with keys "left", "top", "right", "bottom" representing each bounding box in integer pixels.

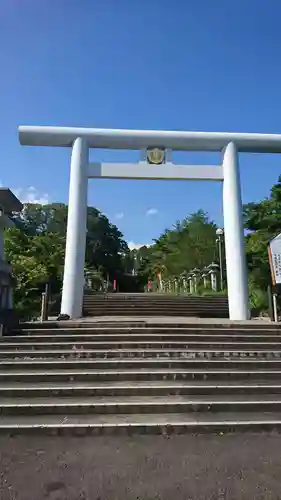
[{"left": 1, "top": 433, "right": 281, "bottom": 499}]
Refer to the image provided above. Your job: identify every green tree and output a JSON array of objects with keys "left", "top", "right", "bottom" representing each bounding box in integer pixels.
[
  {"left": 13, "top": 203, "right": 68, "bottom": 235},
  {"left": 136, "top": 210, "right": 218, "bottom": 282},
  {"left": 6, "top": 203, "right": 130, "bottom": 316},
  {"left": 4, "top": 228, "right": 53, "bottom": 318},
  {"left": 244, "top": 175, "right": 281, "bottom": 233},
  {"left": 243, "top": 175, "right": 281, "bottom": 291},
  {"left": 13, "top": 203, "right": 129, "bottom": 280},
  {"left": 86, "top": 207, "right": 129, "bottom": 279}
]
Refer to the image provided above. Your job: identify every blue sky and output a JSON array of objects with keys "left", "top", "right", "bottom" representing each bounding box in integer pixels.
[{"left": 1, "top": 0, "right": 281, "bottom": 248}]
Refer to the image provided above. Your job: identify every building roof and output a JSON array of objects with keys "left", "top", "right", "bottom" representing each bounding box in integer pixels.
[{"left": 0, "top": 188, "right": 23, "bottom": 213}]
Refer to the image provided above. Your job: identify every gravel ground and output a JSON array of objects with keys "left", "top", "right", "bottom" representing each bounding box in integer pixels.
[{"left": 1, "top": 433, "right": 281, "bottom": 499}]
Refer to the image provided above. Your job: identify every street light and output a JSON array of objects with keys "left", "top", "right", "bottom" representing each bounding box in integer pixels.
[{"left": 216, "top": 228, "right": 224, "bottom": 291}]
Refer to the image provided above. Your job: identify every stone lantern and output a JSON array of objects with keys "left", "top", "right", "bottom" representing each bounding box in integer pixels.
[
  {"left": 201, "top": 267, "right": 209, "bottom": 289},
  {"left": 181, "top": 273, "right": 188, "bottom": 293},
  {"left": 191, "top": 268, "right": 200, "bottom": 293},
  {"left": 207, "top": 262, "right": 220, "bottom": 292},
  {"left": 187, "top": 273, "right": 194, "bottom": 294}
]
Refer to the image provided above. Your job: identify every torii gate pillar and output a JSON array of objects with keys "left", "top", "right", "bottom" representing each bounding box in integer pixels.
[
  {"left": 60, "top": 138, "right": 88, "bottom": 318},
  {"left": 222, "top": 142, "right": 249, "bottom": 320}
]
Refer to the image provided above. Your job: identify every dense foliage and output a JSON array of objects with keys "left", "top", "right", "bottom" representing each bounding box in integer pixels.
[
  {"left": 5, "top": 203, "right": 130, "bottom": 318},
  {"left": 243, "top": 176, "right": 281, "bottom": 311},
  {"left": 5, "top": 175, "right": 281, "bottom": 318},
  {"left": 133, "top": 176, "right": 281, "bottom": 313},
  {"left": 134, "top": 210, "right": 219, "bottom": 283}
]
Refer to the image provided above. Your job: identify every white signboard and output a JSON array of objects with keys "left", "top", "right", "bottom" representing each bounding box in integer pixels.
[{"left": 268, "top": 233, "right": 281, "bottom": 285}]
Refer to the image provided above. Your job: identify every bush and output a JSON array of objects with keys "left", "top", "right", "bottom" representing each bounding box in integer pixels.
[{"left": 248, "top": 278, "right": 268, "bottom": 316}]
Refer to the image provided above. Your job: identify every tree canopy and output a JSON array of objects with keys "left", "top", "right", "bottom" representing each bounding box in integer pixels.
[
  {"left": 5, "top": 174, "right": 281, "bottom": 318},
  {"left": 5, "top": 203, "right": 129, "bottom": 318},
  {"left": 133, "top": 176, "right": 281, "bottom": 312},
  {"left": 135, "top": 210, "right": 219, "bottom": 282},
  {"left": 243, "top": 175, "right": 281, "bottom": 290}
]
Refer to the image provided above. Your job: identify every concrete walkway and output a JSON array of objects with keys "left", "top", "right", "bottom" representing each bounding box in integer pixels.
[{"left": 2, "top": 433, "right": 281, "bottom": 499}]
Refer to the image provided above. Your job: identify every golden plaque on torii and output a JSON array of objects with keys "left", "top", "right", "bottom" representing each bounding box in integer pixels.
[{"left": 146, "top": 147, "right": 165, "bottom": 165}]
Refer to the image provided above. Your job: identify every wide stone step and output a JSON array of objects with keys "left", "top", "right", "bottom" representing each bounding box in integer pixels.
[
  {"left": 2, "top": 340, "right": 281, "bottom": 350},
  {"left": 83, "top": 298, "right": 228, "bottom": 304},
  {"left": 83, "top": 299, "right": 228, "bottom": 304},
  {"left": 84, "top": 293, "right": 228, "bottom": 297},
  {"left": 82, "top": 297, "right": 228, "bottom": 302},
  {"left": 2, "top": 380, "right": 281, "bottom": 397},
  {"left": 82, "top": 303, "right": 228, "bottom": 308},
  {"left": 3, "top": 394, "right": 281, "bottom": 416},
  {"left": 83, "top": 310, "right": 229, "bottom": 318},
  {"left": 3, "top": 357, "right": 281, "bottom": 371},
  {"left": 83, "top": 304, "right": 228, "bottom": 308},
  {"left": 86, "top": 296, "right": 228, "bottom": 299},
  {"left": 4, "top": 319, "right": 281, "bottom": 434},
  {"left": 82, "top": 304, "right": 230, "bottom": 317},
  {"left": 83, "top": 303, "right": 228, "bottom": 308},
  {"left": 83, "top": 293, "right": 228, "bottom": 298},
  {"left": 19, "top": 322, "right": 280, "bottom": 331},
  {"left": 83, "top": 300, "right": 227, "bottom": 303},
  {"left": 2, "top": 412, "right": 281, "bottom": 435},
  {"left": 1, "top": 368, "right": 281, "bottom": 383},
  {"left": 6, "top": 332, "right": 281, "bottom": 342},
  {"left": 2, "top": 348, "right": 281, "bottom": 360}
]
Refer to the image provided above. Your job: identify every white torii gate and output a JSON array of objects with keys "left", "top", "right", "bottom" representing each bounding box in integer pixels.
[{"left": 19, "top": 126, "right": 281, "bottom": 320}]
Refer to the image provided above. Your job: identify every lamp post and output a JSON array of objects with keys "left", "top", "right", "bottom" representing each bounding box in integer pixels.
[{"left": 216, "top": 228, "right": 224, "bottom": 291}]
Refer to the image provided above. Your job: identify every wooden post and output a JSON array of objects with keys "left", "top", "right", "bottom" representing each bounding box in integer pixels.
[
  {"left": 267, "top": 284, "right": 274, "bottom": 321},
  {"left": 40, "top": 292, "right": 48, "bottom": 322},
  {"left": 273, "top": 293, "right": 278, "bottom": 323}
]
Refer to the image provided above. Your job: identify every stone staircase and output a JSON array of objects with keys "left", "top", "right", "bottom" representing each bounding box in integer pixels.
[
  {"left": 1, "top": 320, "right": 281, "bottom": 434},
  {"left": 83, "top": 293, "right": 229, "bottom": 317}
]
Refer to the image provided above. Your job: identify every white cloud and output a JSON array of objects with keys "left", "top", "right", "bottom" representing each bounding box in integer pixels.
[
  {"left": 146, "top": 208, "right": 158, "bottom": 216},
  {"left": 114, "top": 212, "right": 124, "bottom": 220},
  {"left": 128, "top": 241, "right": 152, "bottom": 250},
  {"left": 13, "top": 186, "right": 50, "bottom": 205}
]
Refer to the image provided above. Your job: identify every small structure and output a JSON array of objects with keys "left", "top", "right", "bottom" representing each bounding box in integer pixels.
[
  {"left": 180, "top": 273, "right": 188, "bottom": 293},
  {"left": 0, "top": 189, "right": 23, "bottom": 310},
  {"left": 201, "top": 267, "right": 209, "bottom": 288},
  {"left": 208, "top": 262, "right": 220, "bottom": 292},
  {"left": 187, "top": 272, "right": 194, "bottom": 294},
  {"left": 190, "top": 268, "right": 201, "bottom": 293}
]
